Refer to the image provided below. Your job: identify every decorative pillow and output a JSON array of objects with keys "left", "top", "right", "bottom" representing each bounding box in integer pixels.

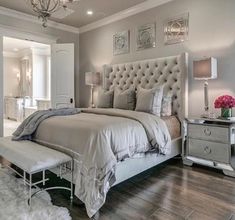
[
  {"left": 135, "top": 86, "right": 164, "bottom": 116},
  {"left": 96, "top": 89, "right": 114, "bottom": 108},
  {"left": 161, "top": 96, "right": 172, "bottom": 116},
  {"left": 113, "top": 87, "right": 136, "bottom": 110}
]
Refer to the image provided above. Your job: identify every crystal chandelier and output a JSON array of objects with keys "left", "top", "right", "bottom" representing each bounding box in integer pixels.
[{"left": 28, "top": 0, "right": 79, "bottom": 27}]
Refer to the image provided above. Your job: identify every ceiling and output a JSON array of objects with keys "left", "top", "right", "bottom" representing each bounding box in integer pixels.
[
  {"left": 3, "top": 37, "right": 50, "bottom": 53},
  {"left": 0, "top": 0, "right": 147, "bottom": 28}
]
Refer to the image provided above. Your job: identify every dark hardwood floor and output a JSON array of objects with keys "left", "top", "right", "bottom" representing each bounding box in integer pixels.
[{"left": 37, "top": 158, "right": 235, "bottom": 220}]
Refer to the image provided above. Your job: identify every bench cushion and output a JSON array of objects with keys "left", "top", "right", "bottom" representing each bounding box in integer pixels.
[{"left": 0, "top": 137, "right": 72, "bottom": 174}]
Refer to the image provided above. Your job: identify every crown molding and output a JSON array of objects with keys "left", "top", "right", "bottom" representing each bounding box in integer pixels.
[
  {"left": 79, "top": 0, "right": 174, "bottom": 34},
  {"left": 0, "top": 6, "right": 79, "bottom": 34},
  {"left": 0, "top": 23, "right": 57, "bottom": 44}
]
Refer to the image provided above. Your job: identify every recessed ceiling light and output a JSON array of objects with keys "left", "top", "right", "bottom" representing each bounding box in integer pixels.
[{"left": 87, "top": 10, "right": 93, "bottom": 15}]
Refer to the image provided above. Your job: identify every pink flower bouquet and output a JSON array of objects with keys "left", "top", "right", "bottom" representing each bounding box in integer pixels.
[
  {"left": 214, "top": 95, "right": 235, "bottom": 118},
  {"left": 214, "top": 95, "right": 235, "bottom": 109}
]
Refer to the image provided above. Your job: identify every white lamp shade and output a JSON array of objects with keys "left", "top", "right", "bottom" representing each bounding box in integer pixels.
[
  {"left": 193, "top": 57, "right": 217, "bottom": 80},
  {"left": 85, "top": 72, "right": 100, "bottom": 86}
]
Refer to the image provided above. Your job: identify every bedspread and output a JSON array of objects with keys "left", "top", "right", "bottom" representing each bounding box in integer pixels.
[{"left": 33, "top": 108, "right": 171, "bottom": 217}]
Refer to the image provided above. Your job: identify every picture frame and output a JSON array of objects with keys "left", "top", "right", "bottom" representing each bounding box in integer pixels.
[
  {"left": 136, "top": 23, "right": 156, "bottom": 50},
  {"left": 113, "top": 30, "right": 130, "bottom": 55},
  {"left": 164, "top": 13, "right": 189, "bottom": 45}
]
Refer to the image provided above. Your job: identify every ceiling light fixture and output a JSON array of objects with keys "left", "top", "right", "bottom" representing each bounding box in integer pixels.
[
  {"left": 27, "top": 0, "right": 79, "bottom": 27},
  {"left": 87, "top": 10, "right": 93, "bottom": 15}
]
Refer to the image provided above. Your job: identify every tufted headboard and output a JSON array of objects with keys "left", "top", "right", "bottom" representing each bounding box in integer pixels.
[{"left": 103, "top": 53, "right": 188, "bottom": 120}]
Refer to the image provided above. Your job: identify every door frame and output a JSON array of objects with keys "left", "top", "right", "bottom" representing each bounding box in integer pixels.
[{"left": 0, "top": 24, "right": 57, "bottom": 137}]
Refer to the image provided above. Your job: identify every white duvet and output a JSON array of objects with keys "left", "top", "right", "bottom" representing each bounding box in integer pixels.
[{"left": 33, "top": 108, "right": 171, "bottom": 217}]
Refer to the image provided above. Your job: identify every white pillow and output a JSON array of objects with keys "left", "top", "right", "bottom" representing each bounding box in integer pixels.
[
  {"left": 135, "top": 86, "right": 164, "bottom": 116},
  {"left": 113, "top": 87, "right": 136, "bottom": 110},
  {"left": 161, "top": 95, "right": 172, "bottom": 116}
]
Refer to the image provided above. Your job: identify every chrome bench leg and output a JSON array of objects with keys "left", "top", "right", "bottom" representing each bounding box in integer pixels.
[
  {"left": 70, "top": 160, "right": 74, "bottom": 201},
  {"left": 28, "top": 174, "right": 32, "bottom": 206}
]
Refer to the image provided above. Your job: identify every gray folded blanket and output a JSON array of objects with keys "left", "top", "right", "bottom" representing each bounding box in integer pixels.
[{"left": 12, "top": 108, "right": 81, "bottom": 141}]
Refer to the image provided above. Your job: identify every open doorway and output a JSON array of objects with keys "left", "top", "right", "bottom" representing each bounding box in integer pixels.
[{"left": 3, "top": 37, "right": 51, "bottom": 137}]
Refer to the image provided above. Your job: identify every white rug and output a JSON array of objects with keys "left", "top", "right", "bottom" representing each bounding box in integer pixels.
[{"left": 0, "top": 168, "right": 71, "bottom": 220}]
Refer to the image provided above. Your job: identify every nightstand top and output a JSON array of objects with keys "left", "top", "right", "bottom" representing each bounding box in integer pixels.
[{"left": 186, "top": 117, "right": 235, "bottom": 126}]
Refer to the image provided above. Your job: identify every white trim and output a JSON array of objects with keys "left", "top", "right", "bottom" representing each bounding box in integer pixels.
[
  {"left": 79, "top": 0, "right": 174, "bottom": 33},
  {"left": 3, "top": 51, "right": 19, "bottom": 58},
  {"left": 0, "top": 6, "right": 79, "bottom": 34},
  {"left": 0, "top": 23, "right": 57, "bottom": 44}
]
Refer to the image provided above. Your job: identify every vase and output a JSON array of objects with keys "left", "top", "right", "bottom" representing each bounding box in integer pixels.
[{"left": 221, "top": 108, "right": 232, "bottom": 118}]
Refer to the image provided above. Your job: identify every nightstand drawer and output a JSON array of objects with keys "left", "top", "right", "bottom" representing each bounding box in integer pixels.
[
  {"left": 188, "top": 138, "right": 230, "bottom": 163},
  {"left": 188, "top": 124, "right": 229, "bottom": 143}
]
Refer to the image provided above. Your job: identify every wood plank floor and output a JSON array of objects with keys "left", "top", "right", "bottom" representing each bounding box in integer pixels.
[{"left": 39, "top": 158, "right": 235, "bottom": 220}]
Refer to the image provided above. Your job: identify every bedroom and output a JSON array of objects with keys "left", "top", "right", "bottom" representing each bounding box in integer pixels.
[{"left": 0, "top": 0, "right": 235, "bottom": 219}]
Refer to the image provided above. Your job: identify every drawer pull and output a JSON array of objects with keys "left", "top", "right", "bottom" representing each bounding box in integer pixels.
[
  {"left": 204, "top": 146, "right": 211, "bottom": 154},
  {"left": 204, "top": 128, "right": 212, "bottom": 136}
]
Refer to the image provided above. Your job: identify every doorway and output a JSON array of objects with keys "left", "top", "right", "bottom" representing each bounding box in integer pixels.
[{"left": 3, "top": 37, "right": 51, "bottom": 137}]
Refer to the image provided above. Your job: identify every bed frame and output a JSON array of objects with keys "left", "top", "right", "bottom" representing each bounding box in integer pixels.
[
  {"left": 103, "top": 53, "right": 189, "bottom": 185},
  {"left": 53, "top": 53, "right": 189, "bottom": 185}
]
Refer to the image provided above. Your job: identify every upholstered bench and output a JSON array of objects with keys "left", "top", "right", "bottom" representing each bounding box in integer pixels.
[{"left": 0, "top": 137, "right": 73, "bottom": 205}]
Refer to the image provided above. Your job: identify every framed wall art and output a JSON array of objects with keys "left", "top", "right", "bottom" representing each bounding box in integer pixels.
[
  {"left": 113, "top": 30, "right": 130, "bottom": 55},
  {"left": 136, "top": 23, "right": 156, "bottom": 50},
  {"left": 164, "top": 13, "right": 189, "bottom": 45}
]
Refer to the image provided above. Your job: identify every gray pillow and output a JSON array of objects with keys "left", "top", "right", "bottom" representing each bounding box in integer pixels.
[
  {"left": 135, "top": 86, "right": 164, "bottom": 116},
  {"left": 113, "top": 87, "right": 136, "bottom": 110},
  {"left": 97, "top": 89, "right": 114, "bottom": 108}
]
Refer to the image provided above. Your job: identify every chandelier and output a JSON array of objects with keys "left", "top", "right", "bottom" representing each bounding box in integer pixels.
[{"left": 28, "top": 0, "right": 79, "bottom": 27}]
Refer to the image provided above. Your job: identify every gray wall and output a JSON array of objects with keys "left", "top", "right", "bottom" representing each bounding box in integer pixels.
[
  {"left": 0, "top": 14, "right": 80, "bottom": 106},
  {"left": 79, "top": 0, "right": 235, "bottom": 117}
]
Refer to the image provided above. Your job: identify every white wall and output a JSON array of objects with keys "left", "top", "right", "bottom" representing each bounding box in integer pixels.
[
  {"left": 3, "top": 56, "right": 20, "bottom": 97},
  {"left": 79, "top": 0, "right": 235, "bottom": 117},
  {"left": 0, "top": 37, "right": 3, "bottom": 137},
  {"left": 32, "top": 54, "right": 48, "bottom": 100}
]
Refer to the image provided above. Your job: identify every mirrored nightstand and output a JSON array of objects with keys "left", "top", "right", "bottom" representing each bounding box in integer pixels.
[{"left": 182, "top": 117, "right": 235, "bottom": 177}]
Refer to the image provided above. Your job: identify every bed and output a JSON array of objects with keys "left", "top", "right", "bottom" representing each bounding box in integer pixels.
[{"left": 20, "top": 53, "right": 189, "bottom": 217}]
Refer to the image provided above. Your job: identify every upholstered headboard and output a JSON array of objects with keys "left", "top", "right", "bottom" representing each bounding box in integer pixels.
[{"left": 103, "top": 53, "right": 188, "bottom": 120}]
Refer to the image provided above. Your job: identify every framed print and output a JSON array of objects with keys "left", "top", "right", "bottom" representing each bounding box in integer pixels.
[
  {"left": 164, "top": 13, "right": 189, "bottom": 45},
  {"left": 136, "top": 23, "right": 156, "bottom": 50},
  {"left": 113, "top": 30, "right": 130, "bottom": 55}
]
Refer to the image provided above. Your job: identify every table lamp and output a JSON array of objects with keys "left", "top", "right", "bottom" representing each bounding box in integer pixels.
[
  {"left": 85, "top": 72, "right": 100, "bottom": 108},
  {"left": 193, "top": 57, "right": 217, "bottom": 118}
]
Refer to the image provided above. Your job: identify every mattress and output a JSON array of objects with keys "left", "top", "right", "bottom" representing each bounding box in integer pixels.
[{"left": 162, "top": 115, "right": 181, "bottom": 140}]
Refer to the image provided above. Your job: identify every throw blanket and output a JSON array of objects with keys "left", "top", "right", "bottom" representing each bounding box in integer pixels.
[
  {"left": 32, "top": 108, "right": 171, "bottom": 217},
  {"left": 12, "top": 108, "right": 81, "bottom": 141}
]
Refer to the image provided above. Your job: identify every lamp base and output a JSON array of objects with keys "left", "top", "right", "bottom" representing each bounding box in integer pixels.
[{"left": 201, "top": 112, "right": 216, "bottom": 119}]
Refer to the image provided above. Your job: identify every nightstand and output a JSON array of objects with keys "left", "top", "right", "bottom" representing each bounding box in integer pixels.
[{"left": 182, "top": 118, "right": 235, "bottom": 177}]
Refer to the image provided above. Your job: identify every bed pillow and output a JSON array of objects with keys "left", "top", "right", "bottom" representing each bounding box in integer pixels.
[
  {"left": 113, "top": 87, "right": 136, "bottom": 110},
  {"left": 161, "top": 95, "right": 172, "bottom": 116},
  {"left": 96, "top": 89, "right": 114, "bottom": 108},
  {"left": 135, "top": 86, "right": 164, "bottom": 116}
]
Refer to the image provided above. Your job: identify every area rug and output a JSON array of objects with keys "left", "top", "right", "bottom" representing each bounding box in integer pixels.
[{"left": 0, "top": 168, "right": 71, "bottom": 220}]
